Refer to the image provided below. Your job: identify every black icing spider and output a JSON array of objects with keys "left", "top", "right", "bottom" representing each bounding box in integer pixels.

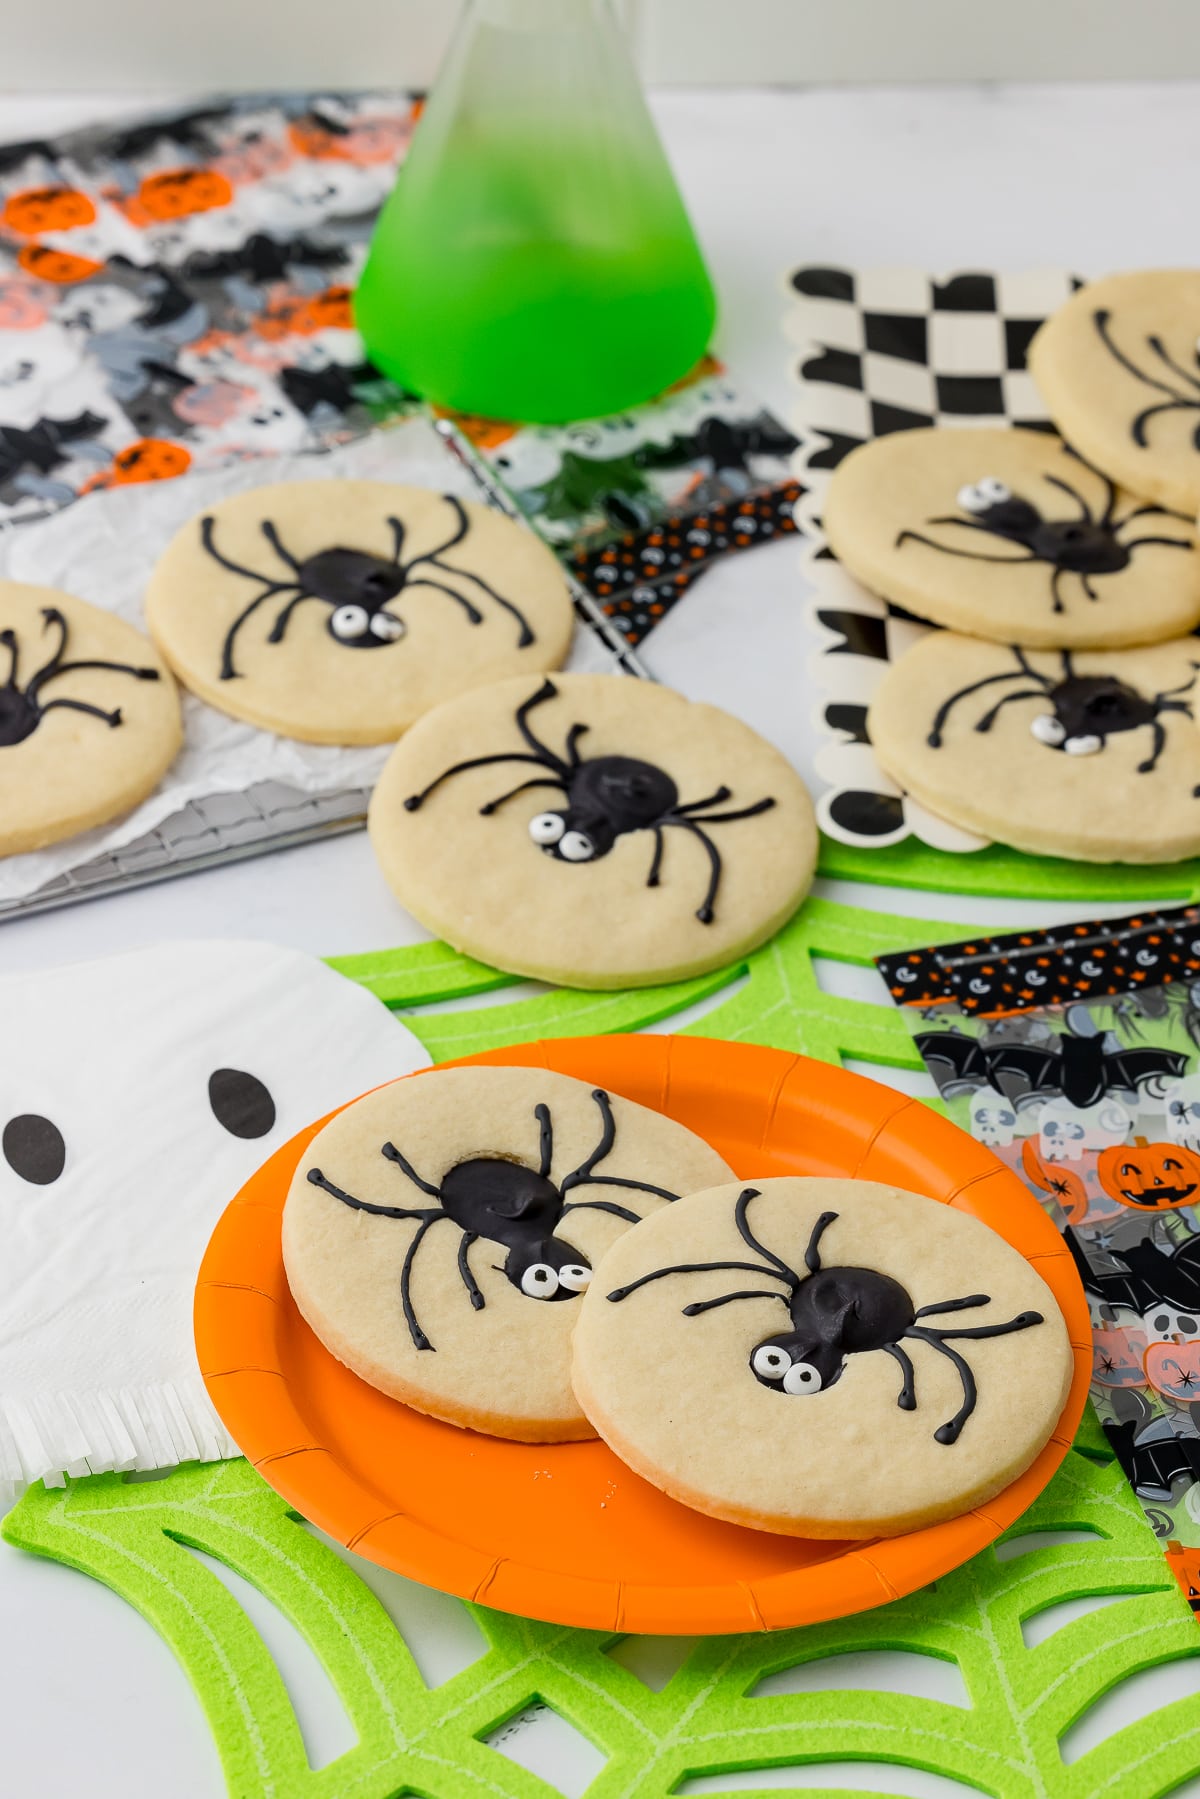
[
  {"left": 896, "top": 463, "right": 1192, "bottom": 613},
  {"left": 1094, "top": 308, "right": 1200, "bottom": 448},
  {"left": 0, "top": 607, "right": 161, "bottom": 748},
  {"left": 307, "top": 1087, "right": 678, "bottom": 1351},
  {"left": 607, "top": 1187, "right": 1044, "bottom": 1444},
  {"left": 402, "top": 679, "right": 776, "bottom": 924},
  {"left": 200, "top": 494, "right": 535, "bottom": 680},
  {"left": 927, "top": 646, "right": 1200, "bottom": 777}
]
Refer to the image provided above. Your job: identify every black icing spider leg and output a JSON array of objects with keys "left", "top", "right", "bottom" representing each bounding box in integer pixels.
[
  {"left": 683, "top": 1287, "right": 794, "bottom": 1317},
  {"left": 1140, "top": 720, "right": 1168, "bottom": 774},
  {"left": 801, "top": 1208, "right": 838, "bottom": 1274},
  {"left": 307, "top": 1164, "right": 437, "bottom": 1220},
  {"left": 1, "top": 628, "right": 17, "bottom": 686},
  {"left": 1040, "top": 472, "right": 1096, "bottom": 521},
  {"left": 1119, "top": 534, "right": 1196, "bottom": 552},
  {"left": 458, "top": 1232, "right": 484, "bottom": 1311},
  {"left": 26, "top": 609, "right": 160, "bottom": 696},
  {"left": 881, "top": 1341, "right": 917, "bottom": 1411},
  {"left": 404, "top": 751, "right": 563, "bottom": 813},
  {"left": 1148, "top": 335, "right": 1200, "bottom": 396},
  {"left": 608, "top": 1258, "right": 793, "bottom": 1304},
  {"left": 905, "top": 1310, "right": 1045, "bottom": 1444},
  {"left": 646, "top": 827, "right": 665, "bottom": 888},
  {"left": 558, "top": 1088, "right": 678, "bottom": 1205},
  {"left": 974, "top": 688, "right": 1052, "bottom": 732},
  {"left": 1050, "top": 567, "right": 1069, "bottom": 613},
  {"left": 380, "top": 1139, "right": 442, "bottom": 1197},
  {"left": 1094, "top": 310, "right": 1182, "bottom": 400},
  {"left": 659, "top": 799, "right": 777, "bottom": 924},
  {"left": 38, "top": 697, "right": 124, "bottom": 727},
  {"left": 480, "top": 777, "right": 568, "bottom": 816},
  {"left": 914, "top": 1294, "right": 991, "bottom": 1318},
  {"left": 927, "top": 651, "right": 1048, "bottom": 748},
  {"left": 535, "top": 1102, "right": 553, "bottom": 1178},
  {"left": 403, "top": 578, "right": 485, "bottom": 627},
  {"left": 200, "top": 518, "right": 301, "bottom": 678},
  {"left": 411, "top": 496, "right": 536, "bottom": 647},
  {"left": 515, "top": 680, "right": 573, "bottom": 770},
  {"left": 266, "top": 591, "right": 321, "bottom": 644},
  {"left": 399, "top": 1215, "right": 453, "bottom": 1350},
  {"left": 896, "top": 528, "right": 1039, "bottom": 565},
  {"left": 260, "top": 521, "right": 302, "bottom": 572}
]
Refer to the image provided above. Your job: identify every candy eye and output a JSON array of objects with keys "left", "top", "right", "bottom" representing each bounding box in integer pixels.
[
  {"left": 330, "top": 603, "right": 369, "bottom": 639},
  {"left": 558, "top": 831, "right": 595, "bottom": 862},
  {"left": 558, "top": 1264, "right": 591, "bottom": 1293},
  {"left": 782, "top": 1360, "right": 824, "bottom": 1395},
  {"left": 1031, "top": 714, "right": 1066, "bottom": 746},
  {"left": 751, "top": 1344, "right": 791, "bottom": 1381},
  {"left": 957, "top": 476, "right": 1011, "bottom": 513},
  {"left": 369, "top": 610, "right": 404, "bottom": 642},
  {"left": 529, "top": 812, "right": 565, "bottom": 845},
  {"left": 1064, "top": 734, "right": 1103, "bottom": 756},
  {"left": 520, "top": 1262, "right": 559, "bottom": 1298}
]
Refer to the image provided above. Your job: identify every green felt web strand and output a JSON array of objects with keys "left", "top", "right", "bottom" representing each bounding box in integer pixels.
[
  {"left": 818, "top": 832, "right": 1200, "bottom": 905},
  {"left": 339, "top": 896, "right": 952, "bottom": 1075},
  {"left": 11, "top": 893, "right": 1200, "bottom": 1799},
  {"left": 6, "top": 1445, "right": 1200, "bottom": 1799}
]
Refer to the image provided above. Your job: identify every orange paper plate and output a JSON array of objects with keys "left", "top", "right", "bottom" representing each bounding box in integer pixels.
[{"left": 195, "top": 1035, "right": 1091, "bottom": 1635}]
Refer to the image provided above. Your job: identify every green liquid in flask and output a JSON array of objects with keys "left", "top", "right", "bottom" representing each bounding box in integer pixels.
[{"left": 354, "top": 0, "right": 717, "bottom": 424}]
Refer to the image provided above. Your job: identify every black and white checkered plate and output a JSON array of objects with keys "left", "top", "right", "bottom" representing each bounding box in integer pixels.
[{"left": 786, "top": 265, "right": 1079, "bottom": 852}]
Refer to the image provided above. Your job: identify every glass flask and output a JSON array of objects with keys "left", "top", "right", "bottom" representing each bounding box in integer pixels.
[{"left": 353, "top": 0, "right": 717, "bottom": 423}]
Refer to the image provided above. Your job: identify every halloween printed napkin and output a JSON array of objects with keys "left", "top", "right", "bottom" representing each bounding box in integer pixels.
[
  {"left": 0, "top": 940, "right": 429, "bottom": 1505},
  {"left": 881, "top": 905, "right": 1200, "bottom": 1615}
]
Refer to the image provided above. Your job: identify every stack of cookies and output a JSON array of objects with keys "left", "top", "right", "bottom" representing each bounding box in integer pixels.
[
  {"left": 282, "top": 1063, "right": 1073, "bottom": 1540},
  {"left": 823, "top": 271, "right": 1200, "bottom": 865}
]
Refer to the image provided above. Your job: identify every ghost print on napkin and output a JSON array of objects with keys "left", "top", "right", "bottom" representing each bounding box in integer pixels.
[{"left": 0, "top": 939, "right": 429, "bottom": 1502}]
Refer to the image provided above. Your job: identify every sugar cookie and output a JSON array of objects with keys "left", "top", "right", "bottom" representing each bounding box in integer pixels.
[{"left": 571, "top": 1178, "right": 1071, "bottom": 1537}]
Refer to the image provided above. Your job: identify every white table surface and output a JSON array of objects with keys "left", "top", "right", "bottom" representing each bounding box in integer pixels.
[{"left": 3, "top": 80, "right": 1200, "bottom": 1799}]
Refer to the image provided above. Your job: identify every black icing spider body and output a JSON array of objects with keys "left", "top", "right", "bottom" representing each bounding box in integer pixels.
[
  {"left": 0, "top": 607, "right": 161, "bottom": 748},
  {"left": 402, "top": 679, "right": 776, "bottom": 923},
  {"left": 307, "top": 1087, "right": 678, "bottom": 1351},
  {"left": 896, "top": 466, "right": 1191, "bottom": 613},
  {"left": 200, "top": 494, "right": 534, "bottom": 680},
  {"left": 928, "top": 646, "right": 1200, "bottom": 776},
  {"left": 1094, "top": 308, "right": 1200, "bottom": 449},
  {"left": 607, "top": 1188, "right": 1044, "bottom": 1444}
]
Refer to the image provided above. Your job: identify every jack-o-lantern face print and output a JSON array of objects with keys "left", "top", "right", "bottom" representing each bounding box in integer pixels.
[
  {"left": 137, "top": 167, "right": 234, "bottom": 222},
  {"left": 2, "top": 186, "right": 96, "bottom": 236},
  {"left": 1093, "top": 1323, "right": 1150, "bottom": 1388},
  {"left": 1097, "top": 1142, "right": 1200, "bottom": 1211},
  {"left": 1145, "top": 1339, "right": 1200, "bottom": 1401},
  {"left": 16, "top": 244, "right": 105, "bottom": 285}
]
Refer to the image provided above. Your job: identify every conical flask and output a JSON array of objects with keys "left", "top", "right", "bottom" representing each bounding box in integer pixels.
[{"left": 353, "top": 0, "right": 717, "bottom": 423}]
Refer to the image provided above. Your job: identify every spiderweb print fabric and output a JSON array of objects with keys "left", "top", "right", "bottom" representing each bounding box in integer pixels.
[{"left": 883, "top": 902, "right": 1200, "bottom": 1617}]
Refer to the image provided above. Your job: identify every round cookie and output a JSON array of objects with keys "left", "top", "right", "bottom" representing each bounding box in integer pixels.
[
  {"left": 823, "top": 427, "right": 1200, "bottom": 648},
  {"left": 0, "top": 582, "right": 181, "bottom": 855},
  {"left": 145, "top": 481, "right": 574, "bottom": 744},
  {"left": 571, "top": 1178, "right": 1071, "bottom": 1538},
  {"left": 868, "top": 632, "right": 1200, "bottom": 864},
  {"left": 282, "top": 1065, "right": 735, "bottom": 1441},
  {"left": 368, "top": 673, "right": 817, "bottom": 989},
  {"left": 1029, "top": 271, "right": 1200, "bottom": 512}
]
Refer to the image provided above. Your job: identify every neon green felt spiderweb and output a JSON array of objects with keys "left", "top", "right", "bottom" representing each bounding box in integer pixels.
[{"left": 7, "top": 897, "right": 1200, "bottom": 1799}]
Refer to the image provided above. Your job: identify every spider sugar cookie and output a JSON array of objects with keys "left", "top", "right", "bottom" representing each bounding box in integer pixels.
[
  {"left": 868, "top": 632, "right": 1200, "bottom": 864},
  {"left": 145, "top": 481, "right": 574, "bottom": 744},
  {"left": 1029, "top": 271, "right": 1200, "bottom": 513},
  {"left": 823, "top": 427, "right": 1200, "bottom": 648},
  {"left": 0, "top": 583, "right": 181, "bottom": 855},
  {"left": 282, "top": 1065, "right": 735, "bottom": 1441},
  {"left": 369, "top": 673, "right": 817, "bottom": 989},
  {"left": 572, "top": 1179, "right": 1072, "bottom": 1537}
]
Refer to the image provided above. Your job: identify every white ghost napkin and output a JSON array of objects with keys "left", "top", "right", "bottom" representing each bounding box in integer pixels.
[{"left": 0, "top": 938, "right": 430, "bottom": 1504}]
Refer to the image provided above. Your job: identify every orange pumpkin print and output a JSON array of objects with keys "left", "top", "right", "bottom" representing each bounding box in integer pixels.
[
  {"left": 101, "top": 439, "right": 192, "bottom": 487},
  {"left": 1092, "top": 1322, "right": 1149, "bottom": 1389},
  {"left": 2, "top": 186, "right": 96, "bottom": 236},
  {"left": 1021, "top": 1136, "right": 1089, "bottom": 1225},
  {"left": 1165, "top": 1541, "right": 1200, "bottom": 1613},
  {"left": 136, "top": 167, "right": 234, "bottom": 223},
  {"left": 1146, "top": 1341, "right": 1200, "bottom": 1402},
  {"left": 1097, "top": 1143, "right": 1200, "bottom": 1212},
  {"left": 16, "top": 243, "right": 105, "bottom": 285},
  {"left": 287, "top": 114, "right": 408, "bottom": 164},
  {"left": 255, "top": 287, "right": 354, "bottom": 343}
]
